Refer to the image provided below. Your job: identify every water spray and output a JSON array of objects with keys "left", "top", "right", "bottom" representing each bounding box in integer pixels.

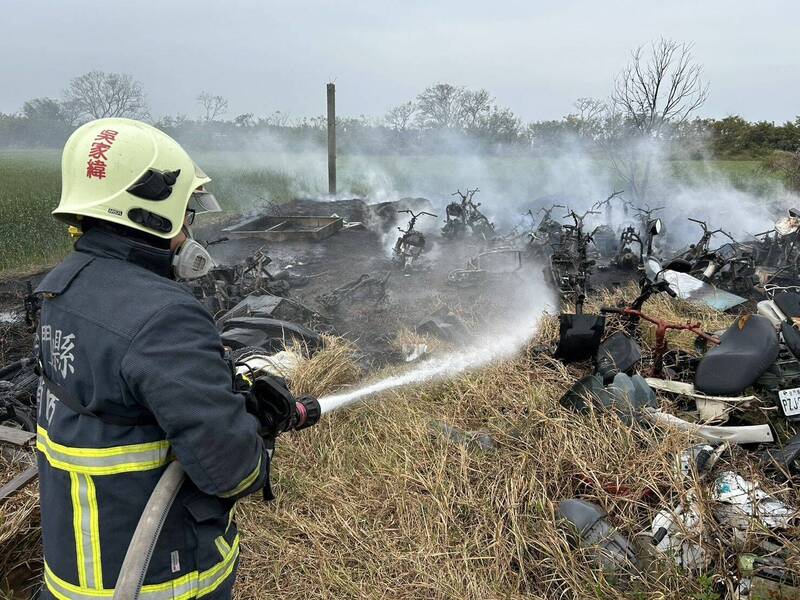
[{"left": 317, "top": 297, "right": 554, "bottom": 415}]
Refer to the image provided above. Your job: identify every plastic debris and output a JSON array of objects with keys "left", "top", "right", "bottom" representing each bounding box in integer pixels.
[
  {"left": 557, "top": 499, "right": 640, "bottom": 570},
  {"left": 650, "top": 443, "right": 725, "bottom": 570},
  {"left": 651, "top": 501, "right": 708, "bottom": 569},
  {"left": 735, "top": 554, "right": 800, "bottom": 599},
  {"left": 713, "top": 471, "right": 798, "bottom": 531}
]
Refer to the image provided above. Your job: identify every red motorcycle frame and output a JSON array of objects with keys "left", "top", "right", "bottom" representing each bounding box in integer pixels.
[{"left": 600, "top": 306, "right": 720, "bottom": 378}]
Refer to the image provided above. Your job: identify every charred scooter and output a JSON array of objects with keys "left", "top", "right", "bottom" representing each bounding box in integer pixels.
[
  {"left": 552, "top": 209, "right": 607, "bottom": 363},
  {"left": 393, "top": 209, "right": 437, "bottom": 271},
  {"left": 674, "top": 219, "right": 757, "bottom": 294},
  {"left": 613, "top": 208, "right": 665, "bottom": 271},
  {"left": 441, "top": 190, "right": 471, "bottom": 240},
  {"left": 604, "top": 261, "right": 800, "bottom": 434},
  {"left": 526, "top": 204, "right": 566, "bottom": 258},
  {"left": 442, "top": 188, "right": 495, "bottom": 240},
  {"left": 0, "top": 358, "right": 38, "bottom": 432}
]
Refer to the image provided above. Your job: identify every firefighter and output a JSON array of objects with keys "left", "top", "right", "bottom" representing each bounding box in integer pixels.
[{"left": 34, "top": 118, "right": 266, "bottom": 599}]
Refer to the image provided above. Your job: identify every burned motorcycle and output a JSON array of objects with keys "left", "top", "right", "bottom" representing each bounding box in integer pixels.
[
  {"left": 393, "top": 209, "right": 437, "bottom": 271},
  {"left": 317, "top": 272, "right": 391, "bottom": 309},
  {"left": 626, "top": 203, "right": 664, "bottom": 249},
  {"left": 447, "top": 247, "right": 523, "bottom": 287},
  {"left": 442, "top": 188, "right": 495, "bottom": 240},
  {"left": 550, "top": 208, "right": 598, "bottom": 301},
  {"left": 526, "top": 204, "right": 566, "bottom": 258},
  {"left": 611, "top": 218, "right": 664, "bottom": 271},
  {"left": 612, "top": 226, "right": 643, "bottom": 270},
  {"left": 441, "top": 205, "right": 467, "bottom": 240},
  {"left": 189, "top": 247, "right": 291, "bottom": 315},
  {"left": 750, "top": 208, "right": 800, "bottom": 286},
  {"left": 671, "top": 219, "right": 757, "bottom": 294},
  {"left": 672, "top": 218, "right": 733, "bottom": 266}
]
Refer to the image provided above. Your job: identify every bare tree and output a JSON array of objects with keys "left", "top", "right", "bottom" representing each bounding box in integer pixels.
[
  {"left": 459, "top": 89, "right": 492, "bottom": 130},
  {"left": 415, "top": 83, "right": 465, "bottom": 129},
  {"left": 63, "top": 71, "right": 150, "bottom": 122},
  {"left": 263, "top": 110, "right": 292, "bottom": 127},
  {"left": 196, "top": 92, "right": 229, "bottom": 122},
  {"left": 574, "top": 97, "right": 607, "bottom": 123},
  {"left": 602, "top": 39, "right": 709, "bottom": 202},
  {"left": 385, "top": 101, "right": 416, "bottom": 131},
  {"left": 565, "top": 97, "right": 608, "bottom": 140},
  {"left": 612, "top": 38, "right": 708, "bottom": 136}
]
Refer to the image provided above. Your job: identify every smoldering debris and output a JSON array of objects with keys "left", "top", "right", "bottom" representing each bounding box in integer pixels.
[
  {"left": 3, "top": 184, "right": 800, "bottom": 598},
  {"left": 392, "top": 209, "right": 437, "bottom": 272},
  {"left": 316, "top": 272, "right": 390, "bottom": 309}
]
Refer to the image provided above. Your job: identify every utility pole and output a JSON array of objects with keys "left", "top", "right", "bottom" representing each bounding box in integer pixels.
[{"left": 326, "top": 82, "right": 336, "bottom": 196}]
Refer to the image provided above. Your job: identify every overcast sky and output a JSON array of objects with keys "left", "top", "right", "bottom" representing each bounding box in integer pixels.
[{"left": 1, "top": 0, "right": 798, "bottom": 123}]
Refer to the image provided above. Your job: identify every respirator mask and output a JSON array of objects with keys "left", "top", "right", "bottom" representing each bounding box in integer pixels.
[
  {"left": 171, "top": 188, "right": 221, "bottom": 280},
  {"left": 172, "top": 235, "right": 214, "bottom": 280}
]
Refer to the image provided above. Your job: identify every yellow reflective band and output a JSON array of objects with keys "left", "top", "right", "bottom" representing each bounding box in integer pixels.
[
  {"left": 214, "top": 535, "right": 230, "bottom": 559},
  {"left": 37, "top": 426, "right": 169, "bottom": 458},
  {"left": 70, "top": 473, "right": 88, "bottom": 589},
  {"left": 36, "top": 426, "right": 170, "bottom": 475},
  {"left": 44, "top": 534, "right": 240, "bottom": 600},
  {"left": 218, "top": 454, "right": 262, "bottom": 498},
  {"left": 69, "top": 473, "right": 103, "bottom": 590},
  {"left": 226, "top": 504, "right": 236, "bottom": 532},
  {"left": 86, "top": 475, "right": 103, "bottom": 589}
]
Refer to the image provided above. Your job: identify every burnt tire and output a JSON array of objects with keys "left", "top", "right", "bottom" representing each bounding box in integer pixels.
[{"left": 1, "top": 406, "right": 36, "bottom": 432}]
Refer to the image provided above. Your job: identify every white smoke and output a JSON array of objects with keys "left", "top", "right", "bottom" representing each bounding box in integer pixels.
[{"left": 318, "top": 264, "right": 556, "bottom": 413}]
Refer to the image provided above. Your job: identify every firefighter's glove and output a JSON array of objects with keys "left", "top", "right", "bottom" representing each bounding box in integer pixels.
[{"left": 246, "top": 376, "right": 297, "bottom": 440}]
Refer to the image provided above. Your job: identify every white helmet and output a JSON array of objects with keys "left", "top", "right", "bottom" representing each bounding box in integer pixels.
[{"left": 54, "top": 118, "right": 220, "bottom": 239}]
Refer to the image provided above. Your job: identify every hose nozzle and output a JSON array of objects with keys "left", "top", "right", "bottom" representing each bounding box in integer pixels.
[
  {"left": 248, "top": 376, "right": 321, "bottom": 437},
  {"left": 293, "top": 396, "right": 321, "bottom": 431}
]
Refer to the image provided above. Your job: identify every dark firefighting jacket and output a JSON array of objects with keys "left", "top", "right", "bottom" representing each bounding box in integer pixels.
[{"left": 34, "top": 227, "right": 266, "bottom": 600}]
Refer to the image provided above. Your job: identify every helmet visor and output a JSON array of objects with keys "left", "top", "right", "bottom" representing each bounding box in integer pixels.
[{"left": 188, "top": 187, "right": 222, "bottom": 214}]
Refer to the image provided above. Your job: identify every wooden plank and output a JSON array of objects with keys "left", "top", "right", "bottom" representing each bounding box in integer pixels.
[
  {"left": 0, "top": 465, "right": 38, "bottom": 502},
  {"left": 0, "top": 425, "right": 35, "bottom": 446}
]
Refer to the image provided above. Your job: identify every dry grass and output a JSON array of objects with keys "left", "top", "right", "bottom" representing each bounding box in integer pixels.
[
  {"left": 2, "top": 288, "right": 798, "bottom": 599},
  {"left": 234, "top": 288, "right": 799, "bottom": 600},
  {"left": 0, "top": 452, "right": 40, "bottom": 599}
]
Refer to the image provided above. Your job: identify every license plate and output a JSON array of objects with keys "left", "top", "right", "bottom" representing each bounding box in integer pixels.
[{"left": 778, "top": 387, "right": 800, "bottom": 416}]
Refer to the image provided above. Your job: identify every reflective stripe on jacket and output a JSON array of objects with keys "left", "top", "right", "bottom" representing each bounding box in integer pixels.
[{"left": 35, "top": 227, "right": 266, "bottom": 599}]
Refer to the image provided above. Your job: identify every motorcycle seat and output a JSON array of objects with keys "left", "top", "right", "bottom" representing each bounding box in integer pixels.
[
  {"left": 781, "top": 321, "right": 800, "bottom": 360},
  {"left": 773, "top": 291, "right": 800, "bottom": 320},
  {"left": 695, "top": 315, "right": 779, "bottom": 395}
]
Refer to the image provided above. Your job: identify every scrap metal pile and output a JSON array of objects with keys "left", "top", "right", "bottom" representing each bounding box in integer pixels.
[
  {"left": 542, "top": 198, "right": 800, "bottom": 595},
  {"left": 2, "top": 188, "right": 800, "bottom": 597}
]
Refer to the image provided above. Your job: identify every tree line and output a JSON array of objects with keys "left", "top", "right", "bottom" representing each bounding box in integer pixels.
[{"left": 1, "top": 58, "right": 799, "bottom": 161}]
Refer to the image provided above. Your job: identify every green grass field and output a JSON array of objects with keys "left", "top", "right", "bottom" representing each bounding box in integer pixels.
[{"left": 0, "top": 149, "right": 779, "bottom": 275}]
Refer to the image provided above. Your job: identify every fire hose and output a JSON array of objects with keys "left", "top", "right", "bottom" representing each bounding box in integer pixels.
[{"left": 112, "top": 375, "right": 321, "bottom": 600}]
